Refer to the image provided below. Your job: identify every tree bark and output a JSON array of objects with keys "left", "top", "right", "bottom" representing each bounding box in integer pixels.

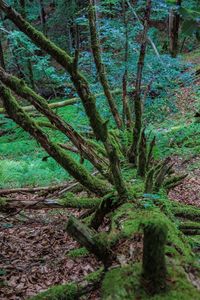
[
  {"left": 169, "top": 0, "right": 182, "bottom": 58},
  {"left": 128, "top": 0, "right": 152, "bottom": 165},
  {"left": 88, "top": 0, "right": 123, "bottom": 129},
  {"left": 66, "top": 215, "right": 114, "bottom": 267},
  {"left": 0, "top": 39, "right": 6, "bottom": 70},
  {"left": 38, "top": 0, "right": 47, "bottom": 35},
  {"left": 142, "top": 221, "right": 168, "bottom": 295}
]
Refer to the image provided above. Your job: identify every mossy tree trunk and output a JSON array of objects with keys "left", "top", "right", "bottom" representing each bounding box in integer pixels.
[
  {"left": 88, "top": 0, "right": 123, "bottom": 129},
  {"left": 169, "top": 0, "right": 182, "bottom": 58},
  {"left": 142, "top": 221, "right": 168, "bottom": 295},
  {"left": 128, "top": 0, "right": 152, "bottom": 165},
  {"left": 122, "top": 0, "right": 133, "bottom": 128}
]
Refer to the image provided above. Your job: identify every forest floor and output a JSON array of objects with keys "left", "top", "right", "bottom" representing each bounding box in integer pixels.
[{"left": 0, "top": 53, "right": 200, "bottom": 299}]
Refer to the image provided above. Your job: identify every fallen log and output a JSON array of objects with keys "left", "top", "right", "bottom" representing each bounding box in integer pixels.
[
  {"left": 66, "top": 215, "right": 114, "bottom": 268},
  {"left": 0, "top": 180, "right": 76, "bottom": 195},
  {"left": 0, "top": 89, "right": 122, "bottom": 114},
  {"left": 0, "top": 195, "right": 101, "bottom": 211}
]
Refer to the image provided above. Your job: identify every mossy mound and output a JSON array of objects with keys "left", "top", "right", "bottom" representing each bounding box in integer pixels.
[
  {"left": 107, "top": 203, "right": 191, "bottom": 259},
  {"left": 102, "top": 263, "right": 200, "bottom": 300},
  {"left": 59, "top": 192, "right": 101, "bottom": 209}
]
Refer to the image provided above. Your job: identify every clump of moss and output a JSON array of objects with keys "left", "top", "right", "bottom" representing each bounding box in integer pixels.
[
  {"left": 30, "top": 283, "right": 78, "bottom": 300},
  {"left": 107, "top": 203, "right": 191, "bottom": 259},
  {"left": 67, "top": 247, "right": 89, "bottom": 258},
  {"left": 59, "top": 192, "right": 101, "bottom": 209},
  {"left": 0, "top": 198, "right": 7, "bottom": 207},
  {"left": 128, "top": 180, "right": 144, "bottom": 198}
]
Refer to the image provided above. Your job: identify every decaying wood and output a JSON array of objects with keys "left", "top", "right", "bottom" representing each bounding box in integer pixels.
[{"left": 66, "top": 215, "right": 114, "bottom": 267}]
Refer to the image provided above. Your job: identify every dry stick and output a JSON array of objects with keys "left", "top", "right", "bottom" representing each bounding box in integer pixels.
[
  {"left": 0, "top": 196, "right": 47, "bottom": 220},
  {"left": 88, "top": 1, "right": 122, "bottom": 129},
  {"left": 0, "top": 1, "right": 127, "bottom": 200},
  {"left": 0, "top": 84, "right": 110, "bottom": 196},
  {"left": 128, "top": 0, "right": 152, "bottom": 166},
  {"left": 0, "top": 67, "right": 110, "bottom": 180},
  {"left": 0, "top": 183, "right": 71, "bottom": 195}
]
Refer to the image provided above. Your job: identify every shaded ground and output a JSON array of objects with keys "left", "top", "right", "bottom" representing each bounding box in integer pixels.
[
  {"left": 169, "top": 155, "right": 200, "bottom": 207},
  {"left": 0, "top": 208, "right": 143, "bottom": 299},
  {"left": 0, "top": 209, "right": 99, "bottom": 299}
]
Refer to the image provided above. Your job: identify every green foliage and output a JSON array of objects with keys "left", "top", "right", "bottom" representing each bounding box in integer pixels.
[{"left": 151, "top": 121, "right": 200, "bottom": 159}]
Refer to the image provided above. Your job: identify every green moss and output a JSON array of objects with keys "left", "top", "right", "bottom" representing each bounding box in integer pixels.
[
  {"left": 179, "top": 221, "right": 200, "bottom": 230},
  {"left": 30, "top": 283, "right": 78, "bottom": 300},
  {"left": 108, "top": 204, "right": 191, "bottom": 259},
  {"left": 127, "top": 180, "right": 144, "bottom": 198},
  {"left": 84, "top": 267, "right": 104, "bottom": 283},
  {"left": 102, "top": 263, "right": 200, "bottom": 300},
  {"left": 59, "top": 192, "right": 101, "bottom": 209},
  {"left": 0, "top": 198, "right": 7, "bottom": 207},
  {"left": 173, "top": 204, "right": 200, "bottom": 222},
  {"left": 67, "top": 247, "right": 89, "bottom": 258}
]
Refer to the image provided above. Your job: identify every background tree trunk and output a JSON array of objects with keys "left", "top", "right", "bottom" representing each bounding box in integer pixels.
[{"left": 169, "top": 0, "right": 182, "bottom": 58}]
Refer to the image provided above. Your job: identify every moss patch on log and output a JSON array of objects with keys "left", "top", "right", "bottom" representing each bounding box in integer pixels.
[{"left": 59, "top": 193, "right": 101, "bottom": 209}]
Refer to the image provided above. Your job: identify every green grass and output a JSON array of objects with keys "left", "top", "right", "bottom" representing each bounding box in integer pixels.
[
  {"left": 149, "top": 119, "right": 200, "bottom": 159},
  {"left": 0, "top": 105, "right": 92, "bottom": 188}
]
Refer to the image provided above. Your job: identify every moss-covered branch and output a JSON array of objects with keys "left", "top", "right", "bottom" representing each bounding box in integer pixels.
[
  {"left": 0, "top": 67, "right": 111, "bottom": 179},
  {"left": 142, "top": 220, "right": 168, "bottom": 294},
  {"left": 0, "top": 84, "right": 110, "bottom": 196}
]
